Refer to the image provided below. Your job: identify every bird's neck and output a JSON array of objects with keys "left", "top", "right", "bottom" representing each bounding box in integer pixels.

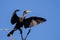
[
  {"left": 22, "top": 12, "right": 27, "bottom": 18},
  {"left": 19, "top": 13, "right": 26, "bottom": 22},
  {"left": 20, "top": 14, "right": 26, "bottom": 20}
]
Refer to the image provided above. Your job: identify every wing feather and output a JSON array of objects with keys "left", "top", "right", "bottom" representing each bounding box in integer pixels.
[
  {"left": 23, "top": 16, "right": 46, "bottom": 28},
  {"left": 11, "top": 10, "right": 20, "bottom": 25}
]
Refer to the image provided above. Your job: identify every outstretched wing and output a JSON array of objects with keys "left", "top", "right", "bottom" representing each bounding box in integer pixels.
[
  {"left": 23, "top": 16, "right": 46, "bottom": 28},
  {"left": 11, "top": 10, "right": 20, "bottom": 25}
]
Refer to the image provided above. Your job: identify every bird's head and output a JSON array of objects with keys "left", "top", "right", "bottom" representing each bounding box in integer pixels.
[
  {"left": 23, "top": 10, "right": 31, "bottom": 17},
  {"left": 24, "top": 10, "right": 31, "bottom": 14},
  {"left": 21, "top": 10, "right": 30, "bottom": 19}
]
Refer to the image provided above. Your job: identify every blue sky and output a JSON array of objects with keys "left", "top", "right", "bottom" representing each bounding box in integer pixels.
[{"left": 0, "top": 0, "right": 60, "bottom": 40}]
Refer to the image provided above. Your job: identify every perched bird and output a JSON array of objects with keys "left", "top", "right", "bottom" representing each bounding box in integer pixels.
[{"left": 7, "top": 10, "right": 46, "bottom": 40}]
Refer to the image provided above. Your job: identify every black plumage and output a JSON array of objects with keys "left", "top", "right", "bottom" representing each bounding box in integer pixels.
[
  {"left": 23, "top": 16, "right": 46, "bottom": 28},
  {"left": 7, "top": 10, "right": 46, "bottom": 40}
]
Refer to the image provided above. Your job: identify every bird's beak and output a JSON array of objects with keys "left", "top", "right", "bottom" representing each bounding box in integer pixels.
[
  {"left": 24, "top": 10, "right": 31, "bottom": 14},
  {"left": 26, "top": 10, "right": 31, "bottom": 13}
]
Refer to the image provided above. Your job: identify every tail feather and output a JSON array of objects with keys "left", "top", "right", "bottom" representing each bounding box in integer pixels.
[{"left": 7, "top": 30, "right": 15, "bottom": 37}]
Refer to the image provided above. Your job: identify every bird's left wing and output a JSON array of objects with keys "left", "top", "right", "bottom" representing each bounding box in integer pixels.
[
  {"left": 11, "top": 10, "right": 20, "bottom": 25},
  {"left": 23, "top": 16, "right": 46, "bottom": 28}
]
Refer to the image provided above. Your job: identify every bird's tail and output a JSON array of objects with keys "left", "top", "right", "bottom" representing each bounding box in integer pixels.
[{"left": 7, "top": 30, "right": 15, "bottom": 37}]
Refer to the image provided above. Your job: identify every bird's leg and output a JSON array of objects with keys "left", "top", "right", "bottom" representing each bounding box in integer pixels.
[
  {"left": 24, "top": 28, "right": 31, "bottom": 40},
  {"left": 18, "top": 28, "right": 24, "bottom": 40}
]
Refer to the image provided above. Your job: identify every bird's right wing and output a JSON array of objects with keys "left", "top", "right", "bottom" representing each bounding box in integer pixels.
[
  {"left": 23, "top": 16, "right": 46, "bottom": 28},
  {"left": 11, "top": 10, "right": 20, "bottom": 25}
]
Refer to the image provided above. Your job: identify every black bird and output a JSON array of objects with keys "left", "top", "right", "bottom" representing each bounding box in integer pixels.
[{"left": 7, "top": 10, "right": 46, "bottom": 40}]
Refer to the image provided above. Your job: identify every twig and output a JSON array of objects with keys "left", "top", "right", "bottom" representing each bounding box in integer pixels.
[{"left": 24, "top": 28, "right": 31, "bottom": 40}]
